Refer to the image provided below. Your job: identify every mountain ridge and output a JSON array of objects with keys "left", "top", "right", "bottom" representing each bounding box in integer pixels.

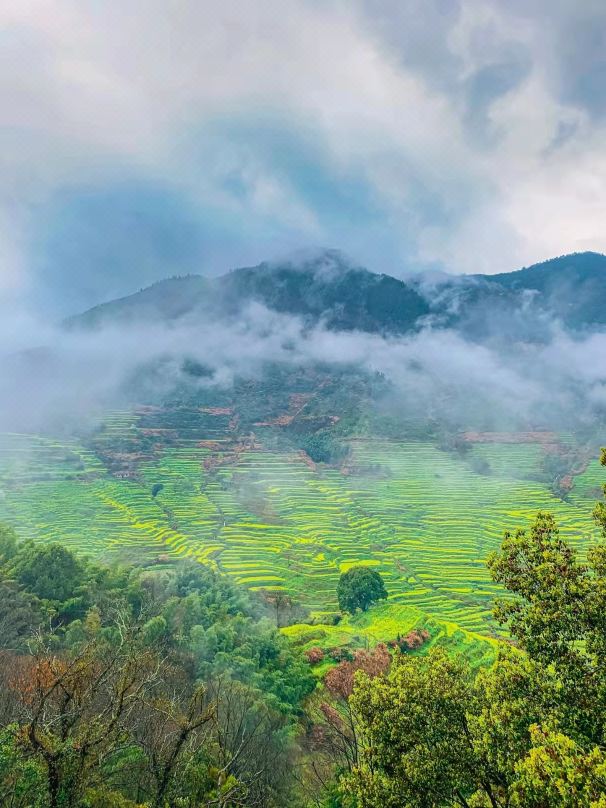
[{"left": 66, "top": 249, "right": 606, "bottom": 336}]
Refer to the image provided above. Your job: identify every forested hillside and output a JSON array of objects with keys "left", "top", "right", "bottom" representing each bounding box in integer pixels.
[
  {"left": 3, "top": 249, "right": 606, "bottom": 806},
  {"left": 68, "top": 250, "right": 606, "bottom": 337},
  {"left": 0, "top": 528, "right": 315, "bottom": 807},
  {"left": 4, "top": 0, "right": 606, "bottom": 802},
  {"left": 2, "top": 449, "right": 606, "bottom": 805}
]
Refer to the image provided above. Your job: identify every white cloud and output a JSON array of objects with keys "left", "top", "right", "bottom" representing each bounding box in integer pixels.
[{"left": 0, "top": 0, "right": 606, "bottom": 303}]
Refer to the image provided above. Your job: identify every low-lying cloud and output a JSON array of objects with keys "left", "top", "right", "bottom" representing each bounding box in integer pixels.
[{"left": 2, "top": 300, "right": 605, "bottom": 440}]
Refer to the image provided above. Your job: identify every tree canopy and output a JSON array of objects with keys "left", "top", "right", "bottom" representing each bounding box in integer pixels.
[
  {"left": 0, "top": 538, "right": 315, "bottom": 807},
  {"left": 343, "top": 495, "right": 606, "bottom": 807},
  {"left": 337, "top": 566, "right": 387, "bottom": 614},
  {"left": 4, "top": 450, "right": 606, "bottom": 805}
]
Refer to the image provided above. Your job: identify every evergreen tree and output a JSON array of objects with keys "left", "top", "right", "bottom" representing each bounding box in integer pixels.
[{"left": 337, "top": 567, "right": 387, "bottom": 614}]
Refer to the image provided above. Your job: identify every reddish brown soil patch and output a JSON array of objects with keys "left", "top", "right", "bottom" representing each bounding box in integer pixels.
[
  {"left": 560, "top": 475, "right": 574, "bottom": 492},
  {"left": 201, "top": 436, "right": 261, "bottom": 473},
  {"left": 197, "top": 440, "right": 226, "bottom": 450},
  {"left": 289, "top": 393, "right": 312, "bottom": 410},
  {"left": 106, "top": 452, "right": 148, "bottom": 462},
  {"left": 254, "top": 414, "right": 295, "bottom": 427},
  {"left": 134, "top": 405, "right": 163, "bottom": 414},
  {"left": 203, "top": 454, "right": 239, "bottom": 472}
]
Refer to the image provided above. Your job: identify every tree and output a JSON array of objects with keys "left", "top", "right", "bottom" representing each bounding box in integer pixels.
[
  {"left": 343, "top": 472, "right": 606, "bottom": 806},
  {"left": 337, "top": 567, "right": 387, "bottom": 614},
  {"left": 321, "top": 645, "right": 390, "bottom": 764},
  {"left": 0, "top": 581, "right": 40, "bottom": 651},
  {"left": 10, "top": 543, "right": 85, "bottom": 605},
  {"left": 487, "top": 511, "right": 592, "bottom": 666},
  {"left": 324, "top": 644, "right": 391, "bottom": 702},
  {"left": 260, "top": 590, "right": 293, "bottom": 628},
  {"left": 0, "top": 540, "right": 313, "bottom": 807},
  {"left": 301, "top": 431, "right": 350, "bottom": 465},
  {"left": 487, "top": 510, "right": 606, "bottom": 744},
  {"left": 0, "top": 524, "right": 18, "bottom": 564},
  {"left": 1, "top": 613, "right": 172, "bottom": 808},
  {"left": 345, "top": 648, "right": 492, "bottom": 808},
  {"left": 511, "top": 725, "right": 606, "bottom": 808}
]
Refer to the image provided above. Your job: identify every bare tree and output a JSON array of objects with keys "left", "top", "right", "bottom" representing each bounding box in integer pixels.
[
  {"left": 1, "top": 612, "right": 168, "bottom": 807},
  {"left": 260, "top": 590, "right": 293, "bottom": 628},
  {"left": 208, "top": 677, "right": 297, "bottom": 808}
]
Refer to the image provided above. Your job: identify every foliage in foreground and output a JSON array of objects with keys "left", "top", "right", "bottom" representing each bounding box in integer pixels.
[
  {"left": 340, "top": 499, "right": 606, "bottom": 807},
  {"left": 0, "top": 531, "right": 315, "bottom": 807},
  {"left": 4, "top": 448, "right": 606, "bottom": 805}
]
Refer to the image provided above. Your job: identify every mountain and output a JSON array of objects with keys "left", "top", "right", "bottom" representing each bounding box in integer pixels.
[
  {"left": 67, "top": 249, "right": 606, "bottom": 337},
  {"left": 66, "top": 250, "right": 431, "bottom": 334},
  {"left": 409, "top": 251, "right": 606, "bottom": 338},
  {"left": 488, "top": 251, "right": 606, "bottom": 329},
  {"left": 64, "top": 274, "right": 210, "bottom": 330}
]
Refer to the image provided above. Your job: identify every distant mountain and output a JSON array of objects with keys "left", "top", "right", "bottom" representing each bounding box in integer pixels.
[
  {"left": 64, "top": 274, "right": 210, "bottom": 330},
  {"left": 409, "top": 251, "right": 606, "bottom": 339},
  {"left": 67, "top": 249, "right": 606, "bottom": 338},
  {"left": 67, "top": 250, "right": 431, "bottom": 334},
  {"left": 488, "top": 251, "right": 606, "bottom": 329}
]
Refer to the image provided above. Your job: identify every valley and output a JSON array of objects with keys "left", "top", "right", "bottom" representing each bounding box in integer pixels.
[
  {"left": 5, "top": 251, "right": 606, "bottom": 673},
  {"left": 5, "top": 2, "right": 606, "bottom": 799},
  {"left": 1, "top": 412, "right": 602, "bottom": 665}
]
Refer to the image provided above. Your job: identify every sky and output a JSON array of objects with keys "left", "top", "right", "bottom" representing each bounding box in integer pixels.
[{"left": 2, "top": 0, "right": 606, "bottom": 316}]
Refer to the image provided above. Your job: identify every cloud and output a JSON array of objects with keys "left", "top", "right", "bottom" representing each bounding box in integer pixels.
[
  {"left": 1, "top": 0, "right": 606, "bottom": 314},
  {"left": 2, "top": 293, "right": 605, "bottom": 439}
]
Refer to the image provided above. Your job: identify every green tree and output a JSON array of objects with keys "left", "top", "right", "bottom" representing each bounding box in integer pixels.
[
  {"left": 0, "top": 523, "right": 18, "bottom": 564},
  {"left": 345, "top": 649, "right": 498, "bottom": 808},
  {"left": 0, "top": 580, "right": 40, "bottom": 650},
  {"left": 300, "top": 431, "right": 350, "bottom": 465},
  {"left": 487, "top": 510, "right": 606, "bottom": 744},
  {"left": 0, "top": 726, "right": 47, "bottom": 807},
  {"left": 0, "top": 534, "right": 312, "bottom": 807},
  {"left": 344, "top": 455, "right": 606, "bottom": 808},
  {"left": 487, "top": 511, "right": 592, "bottom": 667},
  {"left": 511, "top": 725, "right": 606, "bottom": 808},
  {"left": 337, "top": 567, "right": 387, "bottom": 614},
  {"left": 10, "top": 543, "right": 85, "bottom": 604}
]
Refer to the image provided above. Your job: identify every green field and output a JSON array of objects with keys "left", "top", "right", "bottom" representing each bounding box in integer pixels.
[{"left": 0, "top": 429, "right": 602, "bottom": 657}]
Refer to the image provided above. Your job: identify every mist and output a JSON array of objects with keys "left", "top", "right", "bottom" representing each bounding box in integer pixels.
[{"left": 2, "top": 292, "right": 606, "bottom": 441}]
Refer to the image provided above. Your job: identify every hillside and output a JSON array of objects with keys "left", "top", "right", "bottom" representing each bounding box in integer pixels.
[
  {"left": 12, "top": 248, "right": 606, "bottom": 647},
  {"left": 1, "top": 422, "right": 601, "bottom": 660},
  {"left": 64, "top": 274, "right": 210, "bottom": 329},
  {"left": 489, "top": 251, "right": 606, "bottom": 329},
  {"left": 68, "top": 249, "right": 431, "bottom": 334},
  {"left": 5, "top": 249, "right": 606, "bottom": 802},
  {"left": 67, "top": 250, "right": 606, "bottom": 338}
]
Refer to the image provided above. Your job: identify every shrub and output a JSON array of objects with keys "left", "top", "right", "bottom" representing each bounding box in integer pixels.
[
  {"left": 305, "top": 647, "right": 325, "bottom": 664},
  {"left": 388, "top": 628, "right": 430, "bottom": 652}
]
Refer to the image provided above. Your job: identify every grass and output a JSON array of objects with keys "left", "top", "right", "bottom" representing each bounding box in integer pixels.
[
  {"left": 0, "top": 428, "right": 602, "bottom": 656},
  {"left": 283, "top": 602, "right": 499, "bottom": 671}
]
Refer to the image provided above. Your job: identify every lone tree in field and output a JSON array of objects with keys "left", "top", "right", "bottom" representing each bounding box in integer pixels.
[{"left": 337, "top": 566, "right": 387, "bottom": 614}]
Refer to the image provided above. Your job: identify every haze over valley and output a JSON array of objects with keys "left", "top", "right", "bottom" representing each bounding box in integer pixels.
[
  {"left": 3, "top": 3, "right": 606, "bottom": 805},
  {"left": 3, "top": 247, "right": 606, "bottom": 646}
]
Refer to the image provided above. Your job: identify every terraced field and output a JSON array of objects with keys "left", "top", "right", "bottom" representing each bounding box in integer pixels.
[
  {"left": 0, "top": 429, "right": 602, "bottom": 651},
  {"left": 568, "top": 458, "right": 606, "bottom": 506}
]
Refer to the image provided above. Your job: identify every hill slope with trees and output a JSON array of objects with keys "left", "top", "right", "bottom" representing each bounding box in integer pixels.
[
  {"left": 3, "top": 450, "right": 606, "bottom": 804},
  {"left": 67, "top": 250, "right": 606, "bottom": 338}
]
